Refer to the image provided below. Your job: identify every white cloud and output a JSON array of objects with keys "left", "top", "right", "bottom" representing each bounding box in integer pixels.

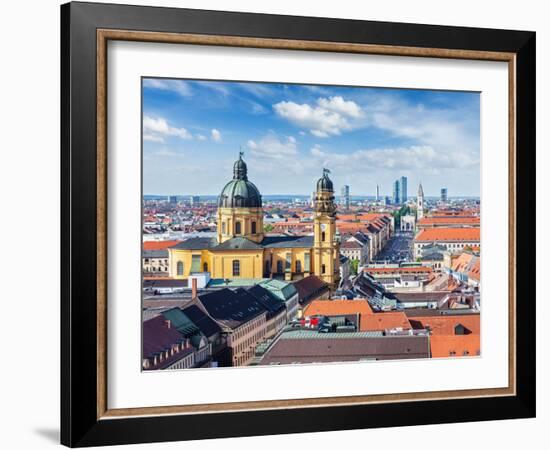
[
  {"left": 143, "top": 116, "right": 193, "bottom": 141},
  {"left": 196, "top": 134, "right": 207, "bottom": 141},
  {"left": 238, "top": 83, "right": 274, "bottom": 97},
  {"left": 309, "top": 144, "right": 478, "bottom": 172},
  {"left": 317, "top": 96, "right": 363, "bottom": 118},
  {"left": 251, "top": 102, "right": 268, "bottom": 115},
  {"left": 246, "top": 132, "right": 298, "bottom": 159},
  {"left": 273, "top": 96, "right": 363, "bottom": 138},
  {"left": 143, "top": 134, "right": 165, "bottom": 143},
  {"left": 154, "top": 148, "right": 183, "bottom": 157},
  {"left": 142, "top": 79, "right": 192, "bottom": 97},
  {"left": 211, "top": 129, "right": 222, "bottom": 142},
  {"left": 310, "top": 144, "right": 324, "bottom": 157}
]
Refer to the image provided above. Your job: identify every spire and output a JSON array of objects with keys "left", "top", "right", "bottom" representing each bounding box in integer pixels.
[
  {"left": 317, "top": 168, "right": 334, "bottom": 192},
  {"left": 418, "top": 181, "right": 424, "bottom": 197},
  {"left": 233, "top": 151, "right": 248, "bottom": 180}
]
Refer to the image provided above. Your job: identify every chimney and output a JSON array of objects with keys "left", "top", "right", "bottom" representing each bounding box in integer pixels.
[
  {"left": 165, "top": 319, "right": 171, "bottom": 329},
  {"left": 192, "top": 277, "right": 198, "bottom": 298}
]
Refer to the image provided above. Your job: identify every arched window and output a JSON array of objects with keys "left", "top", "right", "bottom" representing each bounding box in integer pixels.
[
  {"left": 276, "top": 261, "right": 283, "bottom": 274},
  {"left": 251, "top": 221, "right": 257, "bottom": 234},
  {"left": 235, "top": 221, "right": 242, "bottom": 235},
  {"left": 296, "top": 260, "right": 302, "bottom": 273},
  {"left": 176, "top": 261, "right": 184, "bottom": 276},
  {"left": 321, "top": 264, "right": 326, "bottom": 274},
  {"left": 232, "top": 260, "right": 240, "bottom": 276},
  {"left": 203, "top": 262, "right": 208, "bottom": 272},
  {"left": 321, "top": 231, "right": 326, "bottom": 242}
]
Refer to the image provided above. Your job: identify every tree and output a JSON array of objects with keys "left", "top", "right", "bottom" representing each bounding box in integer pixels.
[
  {"left": 350, "top": 259, "right": 359, "bottom": 275},
  {"left": 264, "top": 223, "right": 274, "bottom": 232}
]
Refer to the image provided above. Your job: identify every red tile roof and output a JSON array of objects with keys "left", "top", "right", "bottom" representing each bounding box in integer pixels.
[
  {"left": 451, "top": 253, "right": 474, "bottom": 272},
  {"left": 304, "top": 300, "right": 373, "bottom": 316},
  {"left": 468, "top": 259, "right": 481, "bottom": 281},
  {"left": 430, "top": 334, "right": 480, "bottom": 357},
  {"left": 418, "top": 217, "right": 480, "bottom": 226},
  {"left": 408, "top": 314, "right": 480, "bottom": 335},
  {"left": 303, "top": 300, "right": 412, "bottom": 332},
  {"left": 415, "top": 228, "right": 480, "bottom": 242},
  {"left": 143, "top": 240, "right": 181, "bottom": 250},
  {"left": 360, "top": 312, "right": 411, "bottom": 331}
]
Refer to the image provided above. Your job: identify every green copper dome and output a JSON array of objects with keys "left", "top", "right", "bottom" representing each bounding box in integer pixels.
[{"left": 218, "top": 153, "right": 262, "bottom": 208}]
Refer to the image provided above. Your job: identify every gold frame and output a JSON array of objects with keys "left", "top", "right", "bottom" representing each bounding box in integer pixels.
[{"left": 96, "top": 29, "right": 516, "bottom": 420}]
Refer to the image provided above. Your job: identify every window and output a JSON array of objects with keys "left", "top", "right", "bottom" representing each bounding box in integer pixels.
[
  {"left": 276, "top": 260, "right": 283, "bottom": 274},
  {"left": 203, "top": 262, "right": 208, "bottom": 272},
  {"left": 285, "top": 253, "right": 291, "bottom": 272},
  {"left": 222, "top": 221, "right": 226, "bottom": 234},
  {"left": 232, "top": 259, "right": 240, "bottom": 276},
  {"left": 321, "top": 231, "right": 326, "bottom": 242},
  {"left": 251, "top": 221, "right": 257, "bottom": 234},
  {"left": 296, "top": 260, "right": 302, "bottom": 273},
  {"left": 265, "top": 261, "right": 270, "bottom": 275},
  {"left": 235, "top": 221, "right": 242, "bottom": 234},
  {"left": 322, "top": 264, "right": 326, "bottom": 274},
  {"left": 176, "top": 261, "right": 184, "bottom": 276}
]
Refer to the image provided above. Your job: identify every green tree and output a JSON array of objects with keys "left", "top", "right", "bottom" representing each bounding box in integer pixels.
[{"left": 350, "top": 259, "right": 359, "bottom": 275}]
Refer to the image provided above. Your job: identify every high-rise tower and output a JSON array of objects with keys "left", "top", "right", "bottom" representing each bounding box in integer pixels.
[
  {"left": 340, "top": 185, "right": 350, "bottom": 210},
  {"left": 400, "top": 176, "right": 408, "bottom": 204},
  {"left": 393, "top": 179, "right": 401, "bottom": 205},
  {"left": 313, "top": 169, "right": 340, "bottom": 289},
  {"left": 417, "top": 182, "right": 424, "bottom": 220}
]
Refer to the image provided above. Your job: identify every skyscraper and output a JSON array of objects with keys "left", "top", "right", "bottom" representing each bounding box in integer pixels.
[
  {"left": 400, "top": 176, "right": 408, "bottom": 204},
  {"left": 417, "top": 182, "right": 424, "bottom": 220},
  {"left": 340, "top": 185, "right": 350, "bottom": 210},
  {"left": 393, "top": 179, "right": 401, "bottom": 205},
  {"left": 441, "top": 188, "right": 448, "bottom": 203}
]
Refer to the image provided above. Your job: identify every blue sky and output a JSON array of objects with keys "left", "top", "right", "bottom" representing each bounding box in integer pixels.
[{"left": 142, "top": 78, "right": 480, "bottom": 197}]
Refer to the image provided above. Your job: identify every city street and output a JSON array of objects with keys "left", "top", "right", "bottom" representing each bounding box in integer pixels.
[{"left": 374, "top": 231, "right": 414, "bottom": 264}]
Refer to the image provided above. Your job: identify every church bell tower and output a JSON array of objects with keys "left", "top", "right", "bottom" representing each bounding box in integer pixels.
[{"left": 313, "top": 169, "right": 340, "bottom": 289}]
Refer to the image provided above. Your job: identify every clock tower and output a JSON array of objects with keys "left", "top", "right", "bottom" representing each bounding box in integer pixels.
[{"left": 313, "top": 169, "right": 340, "bottom": 289}]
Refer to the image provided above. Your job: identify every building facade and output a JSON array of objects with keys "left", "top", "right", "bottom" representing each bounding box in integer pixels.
[
  {"left": 413, "top": 228, "right": 480, "bottom": 258},
  {"left": 168, "top": 154, "right": 340, "bottom": 289}
]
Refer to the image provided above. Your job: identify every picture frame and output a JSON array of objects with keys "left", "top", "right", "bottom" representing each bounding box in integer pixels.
[{"left": 61, "top": 1, "right": 536, "bottom": 447}]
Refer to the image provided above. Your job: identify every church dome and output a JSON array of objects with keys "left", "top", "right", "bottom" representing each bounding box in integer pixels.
[
  {"left": 218, "top": 153, "right": 262, "bottom": 208},
  {"left": 316, "top": 169, "right": 334, "bottom": 192}
]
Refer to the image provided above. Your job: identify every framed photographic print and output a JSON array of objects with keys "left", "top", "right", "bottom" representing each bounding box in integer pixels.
[{"left": 61, "top": 1, "right": 536, "bottom": 447}]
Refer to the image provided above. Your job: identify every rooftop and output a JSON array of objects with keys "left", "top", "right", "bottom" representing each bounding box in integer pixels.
[
  {"left": 430, "top": 334, "right": 480, "bottom": 358},
  {"left": 415, "top": 228, "right": 480, "bottom": 242}
]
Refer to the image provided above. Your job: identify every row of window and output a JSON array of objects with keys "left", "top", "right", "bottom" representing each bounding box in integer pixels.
[
  {"left": 221, "top": 220, "right": 258, "bottom": 235},
  {"left": 177, "top": 257, "right": 321, "bottom": 277}
]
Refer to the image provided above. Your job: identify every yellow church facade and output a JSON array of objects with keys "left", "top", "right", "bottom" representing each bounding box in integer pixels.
[{"left": 168, "top": 154, "right": 340, "bottom": 288}]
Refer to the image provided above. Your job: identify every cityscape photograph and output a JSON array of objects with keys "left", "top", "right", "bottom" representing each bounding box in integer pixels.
[{"left": 141, "top": 78, "right": 481, "bottom": 370}]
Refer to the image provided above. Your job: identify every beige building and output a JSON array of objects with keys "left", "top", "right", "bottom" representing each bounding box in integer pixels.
[{"left": 168, "top": 155, "right": 340, "bottom": 289}]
